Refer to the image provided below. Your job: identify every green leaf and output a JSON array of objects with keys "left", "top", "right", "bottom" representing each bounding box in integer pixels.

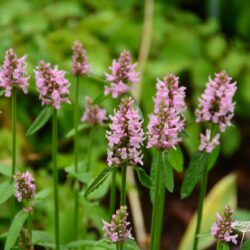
[
  {"left": 216, "top": 242, "right": 229, "bottom": 250},
  {"left": 242, "top": 239, "right": 250, "bottom": 250},
  {"left": 61, "top": 239, "right": 115, "bottom": 249},
  {"left": 4, "top": 210, "right": 28, "bottom": 250},
  {"left": 0, "top": 90, "right": 5, "bottom": 96},
  {"left": 34, "top": 188, "right": 51, "bottom": 201},
  {"left": 135, "top": 167, "right": 152, "bottom": 188},
  {"left": 162, "top": 153, "right": 174, "bottom": 192},
  {"left": 26, "top": 106, "right": 53, "bottom": 136},
  {"left": 181, "top": 151, "right": 209, "bottom": 199},
  {"left": 32, "top": 230, "right": 53, "bottom": 245},
  {"left": 0, "top": 182, "right": 14, "bottom": 204},
  {"left": 85, "top": 168, "right": 112, "bottom": 198},
  {"left": 65, "top": 123, "right": 89, "bottom": 138},
  {"left": 93, "top": 92, "right": 109, "bottom": 104},
  {"left": 168, "top": 145, "right": 184, "bottom": 172},
  {"left": 0, "top": 164, "right": 11, "bottom": 177},
  {"left": 178, "top": 174, "right": 237, "bottom": 250},
  {"left": 124, "top": 239, "right": 140, "bottom": 250},
  {"left": 208, "top": 146, "right": 220, "bottom": 171}
]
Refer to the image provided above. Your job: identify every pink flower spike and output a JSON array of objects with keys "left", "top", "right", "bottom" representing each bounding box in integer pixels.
[
  {"left": 0, "top": 48, "right": 29, "bottom": 97},
  {"left": 211, "top": 206, "right": 238, "bottom": 245},
  {"left": 199, "top": 129, "right": 220, "bottom": 153},
  {"left": 102, "top": 206, "right": 133, "bottom": 243},
  {"left": 104, "top": 50, "right": 139, "bottom": 98},
  {"left": 195, "top": 71, "right": 237, "bottom": 132},
  {"left": 72, "top": 40, "right": 91, "bottom": 76},
  {"left": 106, "top": 97, "right": 144, "bottom": 167},
  {"left": 81, "top": 96, "right": 107, "bottom": 126},
  {"left": 147, "top": 73, "right": 186, "bottom": 150},
  {"left": 14, "top": 171, "right": 36, "bottom": 203},
  {"left": 34, "top": 61, "right": 71, "bottom": 109}
]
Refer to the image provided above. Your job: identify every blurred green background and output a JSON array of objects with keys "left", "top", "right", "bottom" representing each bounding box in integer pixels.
[{"left": 0, "top": 0, "right": 250, "bottom": 249}]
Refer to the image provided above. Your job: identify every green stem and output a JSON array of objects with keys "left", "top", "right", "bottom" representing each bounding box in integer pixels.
[
  {"left": 86, "top": 127, "right": 93, "bottom": 172},
  {"left": 74, "top": 76, "right": 80, "bottom": 240},
  {"left": 150, "top": 151, "right": 165, "bottom": 250},
  {"left": 28, "top": 213, "right": 32, "bottom": 242},
  {"left": 52, "top": 109, "right": 60, "bottom": 250},
  {"left": 109, "top": 168, "right": 117, "bottom": 220},
  {"left": 193, "top": 161, "right": 209, "bottom": 250},
  {"left": 120, "top": 165, "right": 127, "bottom": 206},
  {"left": 10, "top": 88, "right": 17, "bottom": 219}
]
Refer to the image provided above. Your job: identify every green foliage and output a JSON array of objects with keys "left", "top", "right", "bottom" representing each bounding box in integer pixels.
[
  {"left": 181, "top": 151, "right": 209, "bottom": 199},
  {"left": 242, "top": 239, "right": 250, "bottom": 250},
  {"left": 135, "top": 167, "right": 152, "bottom": 188},
  {"left": 4, "top": 210, "right": 28, "bottom": 250},
  {"left": 0, "top": 182, "right": 14, "bottom": 204},
  {"left": 162, "top": 152, "right": 174, "bottom": 193},
  {"left": 168, "top": 145, "right": 184, "bottom": 172},
  {"left": 26, "top": 106, "right": 54, "bottom": 136}
]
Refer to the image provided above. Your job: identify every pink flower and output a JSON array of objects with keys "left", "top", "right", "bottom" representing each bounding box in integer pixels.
[
  {"left": 34, "top": 61, "right": 70, "bottom": 109},
  {"left": 81, "top": 96, "right": 107, "bottom": 126},
  {"left": 0, "top": 48, "right": 29, "bottom": 97},
  {"left": 106, "top": 97, "right": 144, "bottom": 167},
  {"left": 211, "top": 206, "right": 238, "bottom": 245},
  {"left": 102, "top": 206, "right": 133, "bottom": 243},
  {"left": 72, "top": 40, "right": 90, "bottom": 76},
  {"left": 14, "top": 171, "right": 36, "bottom": 203},
  {"left": 147, "top": 73, "right": 186, "bottom": 150},
  {"left": 199, "top": 129, "right": 220, "bottom": 153},
  {"left": 196, "top": 71, "right": 237, "bottom": 132},
  {"left": 104, "top": 50, "right": 139, "bottom": 98}
]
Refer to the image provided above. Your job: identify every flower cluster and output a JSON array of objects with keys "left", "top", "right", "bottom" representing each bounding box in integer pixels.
[
  {"left": 106, "top": 97, "right": 144, "bottom": 167},
  {"left": 199, "top": 129, "right": 220, "bottom": 153},
  {"left": 104, "top": 50, "right": 139, "bottom": 98},
  {"left": 196, "top": 71, "right": 237, "bottom": 132},
  {"left": 147, "top": 73, "right": 186, "bottom": 150},
  {"left": 72, "top": 40, "right": 90, "bottom": 76},
  {"left": 14, "top": 171, "right": 36, "bottom": 203},
  {"left": 211, "top": 206, "right": 238, "bottom": 245},
  {"left": 0, "top": 48, "right": 29, "bottom": 97},
  {"left": 196, "top": 71, "right": 237, "bottom": 153},
  {"left": 34, "top": 61, "right": 70, "bottom": 109},
  {"left": 81, "top": 96, "right": 107, "bottom": 126},
  {"left": 103, "top": 206, "right": 133, "bottom": 243}
]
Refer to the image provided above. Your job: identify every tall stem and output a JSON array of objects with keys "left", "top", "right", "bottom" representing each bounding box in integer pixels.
[
  {"left": 28, "top": 212, "right": 33, "bottom": 242},
  {"left": 10, "top": 88, "right": 17, "bottom": 219},
  {"left": 52, "top": 109, "right": 60, "bottom": 250},
  {"left": 193, "top": 162, "right": 209, "bottom": 250},
  {"left": 109, "top": 167, "right": 117, "bottom": 220},
  {"left": 73, "top": 76, "right": 80, "bottom": 239},
  {"left": 120, "top": 165, "right": 127, "bottom": 206},
  {"left": 150, "top": 151, "right": 165, "bottom": 250},
  {"left": 86, "top": 127, "right": 93, "bottom": 172}
]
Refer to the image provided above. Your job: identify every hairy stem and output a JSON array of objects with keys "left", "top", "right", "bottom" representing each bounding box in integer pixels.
[
  {"left": 73, "top": 76, "right": 80, "bottom": 239},
  {"left": 52, "top": 109, "right": 60, "bottom": 250},
  {"left": 193, "top": 162, "right": 209, "bottom": 250}
]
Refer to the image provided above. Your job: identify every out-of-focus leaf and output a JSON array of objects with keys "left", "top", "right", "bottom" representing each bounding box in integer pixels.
[
  {"left": 124, "top": 239, "right": 140, "bottom": 250},
  {"left": 35, "top": 188, "right": 51, "bottom": 201},
  {"left": 32, "top": 230, "right": 53, "bottom": 245},
  {"left": 181, "top": 151, "right": 209, "bottom": 199},
  {"left": 162, "top": 153, "right": 174, "bottom": 192},
  {"left": 168, "top": 145, "right": 184, "bottom": 172},
  {"left": 208, "top": 146, "right": 220, "bottom": 171},
  {"left": 221, "top": 126, "right": 241, "bottom": 157},
  {"left": 0, "top": 90, "right": 5, "bottom": 96},
  {"left": 178, "top": 174, "right": 237, "bottom": 250},
  {"left": 0, "top": 181, "right": 14, "bottom": 204},
  {"left": 206, "top": 35, "right": 227, "bottom": 60},
  {"left": 232, "top": 221, "right": 250, "bottom": 233},
  {"left": 26, "top": 106, "right": 53, "bottom": 136},
  {"left": 4, "top": 210, "right": 28, "bottom": 250},
  {"left": 0, "top": 164, "right": 11, "bottom": 177},
  {"left": 65, "top": 124, "right": 89, "bottom": 138},
  {"left": 242, "top": 239, "right": 250, "bottom": 250},
  {"left": 135, "top": 167, "right": 152, "bottom": 188}
]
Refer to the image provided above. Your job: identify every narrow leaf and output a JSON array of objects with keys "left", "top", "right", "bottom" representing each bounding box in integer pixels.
[
  {"left": 4, "top": 210, "right": 28, "bottom": 250},
  {"left": 208, "top": 146, "right": 220, "bottom": 171},
  {"left": 26, "top": 106, "right": 53, "bottom": 136},
  {"left": 168, "top": 145, "right": 184, "bottom": 172},
  {"left": 32, "top": 230, "right": 53, "bottom": 245},
  {"left": 162, "top": 153, "right": 174, "bottom": 192},
  {"left": 181, "top": 151, "right": 209, "bottom": 199},
  {"left": 93, "top": 93, "right": 109, "bottom": 104},
  {"left": 135, "top": 167, "right": 152, "bottom": 188},
  {"left": 242, "top": 239, "right": 250, "bottom": 250},
  {"left": 65, "top": 123, "right": 89, "bottom": 138},
  {"left": 0, "top": 164, "right": 11, "bottom": 177},
  {"left": 0, "top": 90, "right": 5, "bottom": 96},
  {"left": 0, "top": 182, "right": 14, "bottom": 204},
  {"left": 35, "top": 188, "right": 51, "bottom": 201},
  {"left": 85, "top": 168, "right": 112, "bottom": 197}
]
